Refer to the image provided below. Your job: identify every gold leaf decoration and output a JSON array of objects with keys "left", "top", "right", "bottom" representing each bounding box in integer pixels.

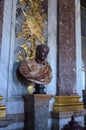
[{"left": 17, "top": 0, "right": 47, "bottom": 61}]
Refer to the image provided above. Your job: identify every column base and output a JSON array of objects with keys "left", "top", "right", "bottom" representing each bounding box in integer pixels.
[
  {"left": 53, "top": 96, "right": 84, "bottom": 112},
  {"left": 51, "top": 96, "right": 85, "bottom": 130},
  {"left": 0, "top": 96, "right": 6, "bottom": 118}
]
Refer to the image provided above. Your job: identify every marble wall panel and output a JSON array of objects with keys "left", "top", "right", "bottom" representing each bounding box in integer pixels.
[
  {"left": 0, "top": 0, "right": 57, "bottom": 114},
  {"left": 0, "top": 0, "right": 4, "bottom": 56},
  {"left": 75, "top": 0, "right": 83, "bottom": 97}
]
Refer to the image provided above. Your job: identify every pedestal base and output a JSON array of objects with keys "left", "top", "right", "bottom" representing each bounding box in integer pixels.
[
  {"left": 53, "top": 96, "right": 84, "bottom": 112},
  {"left": 23, "top": 94, "right": 53, "bottom": 130},
  {"left": 51, "top": 96, "right": 85, "bottom": 130},
  {"left": 0, "top": 105, "right": 6, "bottom": 117},
  {"left": 0, "top": 96, "right": 6, "bottom": 118}
]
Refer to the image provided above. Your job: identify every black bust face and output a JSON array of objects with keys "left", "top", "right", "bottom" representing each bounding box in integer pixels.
[{"left": 36, "top": 45, "right": 49, "bottom": 61}]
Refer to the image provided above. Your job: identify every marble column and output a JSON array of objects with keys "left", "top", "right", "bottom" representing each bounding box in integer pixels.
[
  {"left": 57, "top": 0, "right": 76, "bottom": 96},
  {"left": 52, "top": 0, "right": 84, "bottom": 129}
]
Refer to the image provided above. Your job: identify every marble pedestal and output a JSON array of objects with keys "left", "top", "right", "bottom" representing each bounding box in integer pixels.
[{"left": 23, "top": 94, "right": 53, "bottom": 130}]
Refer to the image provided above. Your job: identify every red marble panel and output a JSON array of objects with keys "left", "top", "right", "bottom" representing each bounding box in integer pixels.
[
  {"left": 57, "top": 0, "right": 76, "bottom": 95},
  {"left": 0, "top": 0, "right": 4, "bottom": 55}
]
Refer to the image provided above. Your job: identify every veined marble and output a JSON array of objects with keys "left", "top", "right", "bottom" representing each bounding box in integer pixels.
[{"left": 0, "top": 0, "right": 57, "bottom": 129}]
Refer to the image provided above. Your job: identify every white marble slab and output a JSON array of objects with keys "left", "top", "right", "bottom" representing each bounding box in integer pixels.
[{"left": 75, "top": 0, "right": 84, "bottom": 99}]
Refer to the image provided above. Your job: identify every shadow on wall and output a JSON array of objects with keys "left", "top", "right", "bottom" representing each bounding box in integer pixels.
[{"left": 12, "top": 62, "right": 28, "bottom": 86}]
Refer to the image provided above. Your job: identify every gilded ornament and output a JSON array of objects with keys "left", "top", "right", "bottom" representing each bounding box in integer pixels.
[
  {"left": 53, "top": 96, "right": 84, "bottom": 112},
  {"left": 17, "top": 0, "right": 47, "bottom": 61},
  {"left": 17, "top": 43, "right": 36, "bottom": 61},
  {"left": 22, "top": 10, "right": 45, "bottom": 44}
]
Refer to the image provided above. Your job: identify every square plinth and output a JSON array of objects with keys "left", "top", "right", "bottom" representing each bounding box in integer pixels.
[{"left": 23, "top": 94, "right": 53, "bottom": 130}]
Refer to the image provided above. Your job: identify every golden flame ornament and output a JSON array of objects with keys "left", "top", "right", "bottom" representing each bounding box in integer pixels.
[{"left": 17, "top": 0, "right": 47, "bottom": 61}]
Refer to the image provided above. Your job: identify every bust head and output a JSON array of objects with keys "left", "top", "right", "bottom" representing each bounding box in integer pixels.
[{"left": 36, "top": 44, "right": 49, "bottom": 63}]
